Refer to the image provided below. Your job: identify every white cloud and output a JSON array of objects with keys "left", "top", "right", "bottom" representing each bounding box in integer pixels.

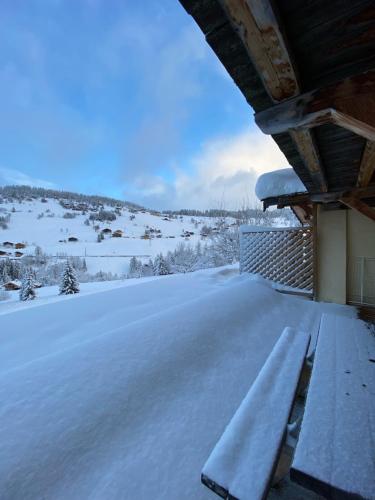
[
  {"left": 0, "top": 167, "right": 56, "bottom": 189},
  {"left": 126, "top": 129, "right": 289, "bottom": 210}
]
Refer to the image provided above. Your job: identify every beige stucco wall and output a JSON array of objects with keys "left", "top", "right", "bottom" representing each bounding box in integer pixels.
[
  {"left": 316, "top": 206, "right": 347, "bottom": 304},
  {"left": 346, "top": 210, "right": 375, "bottom": 304},
  {"left": 316, "top": 206, "right": 375, "bottom": 304}
]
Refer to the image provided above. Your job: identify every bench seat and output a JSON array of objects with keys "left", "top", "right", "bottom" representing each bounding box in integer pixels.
[
  {"left": 202, "top": 326, "right": 310, "bottom": 500},
  {"left": 291, "top": 314, "right": 375, "bottom": 499}
]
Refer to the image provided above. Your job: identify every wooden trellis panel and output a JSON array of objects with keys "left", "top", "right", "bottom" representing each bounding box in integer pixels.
[{"left": 240, "top": 226, "right": 314, "bottom": 291}]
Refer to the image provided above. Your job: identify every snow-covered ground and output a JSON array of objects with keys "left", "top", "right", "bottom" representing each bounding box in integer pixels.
[
  {"left": 0, "top": 192, "right": 293, "bottom": 277},
  {"left": 0, "top": 266, "right": 354, "bottom": 499},
  {"left": 0, "top": 197, "right": 234, "bottom": 275}
]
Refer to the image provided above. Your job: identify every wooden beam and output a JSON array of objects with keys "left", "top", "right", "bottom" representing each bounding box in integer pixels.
[
  {"left": 339, "top": 196, "right": 375, "bottom": 222},
  {"left": 218, "top": 0, "right": 299, "bottom": 102},
  {"left": 357, "top": 141, "right": 375, "bottom": 187},
  {"left": 290, "top": 129, "right": 327, "bottom": 192},
  {"left": 255, "top": 70, "right": 375, "bottom": 141},
  {"left": 219, "top": 0, "right": 327, "bottom": 192},
  {"left": 263, "top": 184, "right": 375, "bottom": 209}
]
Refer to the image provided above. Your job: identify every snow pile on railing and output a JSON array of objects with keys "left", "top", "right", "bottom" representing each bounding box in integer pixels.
[{"left": 255, "top": 168, "right": 306, "bottom": 201}]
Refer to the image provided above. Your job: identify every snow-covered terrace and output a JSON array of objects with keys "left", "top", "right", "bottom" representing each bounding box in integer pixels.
[{"left": 0, "top": 268, "right": 363, "bottom": 499}]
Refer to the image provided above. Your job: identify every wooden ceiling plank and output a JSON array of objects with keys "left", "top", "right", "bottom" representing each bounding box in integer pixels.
[{"left": 357, "top": 141, "right": 375, "bottom": 187}]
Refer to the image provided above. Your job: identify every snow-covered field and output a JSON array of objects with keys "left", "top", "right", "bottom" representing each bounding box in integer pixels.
[
  {"left": 0, "top": 197, "right": 234, "bottom": 275},
  {"left": 0, "top": 266, "right": 354, "bottom": 499},
  {"left": 0, "top": 189, "right": 294, "bottom": 277}
]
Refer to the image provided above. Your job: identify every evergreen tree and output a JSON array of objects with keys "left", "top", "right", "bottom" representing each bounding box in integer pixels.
[
  {"left": 128, "top": 256, "right": 142, "bottom": 278},
  {"left": 19, "top": 272, "right": 36, "bottom": 301},
  {"left": 59, "top": 261, "right": 80, "bottom": 295},
  {"left": 153, "top": 254, "right": 170, "bottom": 276}
]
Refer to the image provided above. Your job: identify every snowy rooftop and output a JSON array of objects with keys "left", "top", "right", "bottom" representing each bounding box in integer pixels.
[
  {"left": 255, "top": 168, "right": 307, "bottom": 201},
  {"left": 0, "top": 267, "right": 356, "bottom": 499}
]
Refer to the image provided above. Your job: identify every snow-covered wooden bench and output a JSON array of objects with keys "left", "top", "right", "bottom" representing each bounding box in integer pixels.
[
  {"left": 291, "top": 314, "right": 375, "bottom": 499},
  {"left": 201, "top": 327, "right": 311, "bottom": 500}
]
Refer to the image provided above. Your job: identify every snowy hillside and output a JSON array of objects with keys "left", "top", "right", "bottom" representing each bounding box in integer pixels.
[
  {"left": 0, "top": 268, "right": 354, "bottom": 499},
  {"left": 0, "top": 186, "right": 293, "bottom": 277},
  {"left": 0, "top": 197, "right": 215, "bottom": 275}
]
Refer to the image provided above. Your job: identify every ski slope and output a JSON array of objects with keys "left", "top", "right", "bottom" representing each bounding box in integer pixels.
[{"left": 0, "top": 267, "right": 354, "bottom": 499}]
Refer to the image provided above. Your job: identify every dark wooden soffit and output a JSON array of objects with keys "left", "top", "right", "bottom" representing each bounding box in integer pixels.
[{"left": 179, "top": 0, "right": 375, "bottom": 196}]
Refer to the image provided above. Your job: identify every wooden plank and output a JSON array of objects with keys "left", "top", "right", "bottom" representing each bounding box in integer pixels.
[
  {"left": 290, "top": 129, "right": 327, "bottom": 192},
  {"left": 202, "top": 327, "right": 310, "bottom": 500},
  {"left": 218, "top": 0, "right": 300, "bottom": 102},
  {"left": 339, "top": 196, "right": 375, "bottom": 222},
  {"left": 357, "top": 140, "right": 375, "bottom": 187},
  {"left": 255, "top": 70, "right": 375, "bottom": 141},
  {"left": 291, "top": 314, "right": 375, "bottom": 499}
]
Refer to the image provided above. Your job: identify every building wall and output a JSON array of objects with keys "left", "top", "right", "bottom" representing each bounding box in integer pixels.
[
  {"left": 347, "top": 210, "right": 375, "bottom": 305},
  {"left": 316, "top": 206, "right": 347, "bottom": 304},
  {"left": 316, "top": 206, "right": 375, "bottom": 305}
]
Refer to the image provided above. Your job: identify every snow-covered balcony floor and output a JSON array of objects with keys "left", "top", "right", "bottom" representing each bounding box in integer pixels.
[{"left": 0, "top": 268, "right": 355, "bottom": 499}]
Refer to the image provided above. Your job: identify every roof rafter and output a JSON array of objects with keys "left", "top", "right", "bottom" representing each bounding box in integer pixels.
[
  {"left": 339, "top": 196, "right": 375, "bottom": 222},
  {"left": 357, "top": 141, "right": 375, "bottom": 187},
  {"left": 218, "top": 0, "right": 327, "bottom": 192},
  {"left": 255, "top": 70, "right": 375, "bottom": 142}
]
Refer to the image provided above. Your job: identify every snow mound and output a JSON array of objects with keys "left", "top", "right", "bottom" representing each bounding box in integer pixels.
[{"left": 255, "top": 168, "right": 306, "bottom": 201}]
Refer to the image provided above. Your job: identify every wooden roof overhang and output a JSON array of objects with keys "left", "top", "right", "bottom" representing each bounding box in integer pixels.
[{"left": 178, "top": 0, "right": 375, "bottom": 219}]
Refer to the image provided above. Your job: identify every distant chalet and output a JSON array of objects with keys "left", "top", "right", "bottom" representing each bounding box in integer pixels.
[
  {"left": 112, "top": 230, "right": 123, "bottom": 238},
  {"left": 3, "top": 281, "right": 21, "bottom": 291}
]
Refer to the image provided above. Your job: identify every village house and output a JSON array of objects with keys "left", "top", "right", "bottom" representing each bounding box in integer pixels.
[
  {"left": 3, "top": 281, "right": 21, "bottom": 291},
  {"left": 112, "top": 229, "right": 123, "bottom": 238}
]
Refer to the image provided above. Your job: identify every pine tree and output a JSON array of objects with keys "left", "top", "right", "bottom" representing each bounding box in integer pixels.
[
  {"left": 59, "top": 261, "right": 80, "bottom": 295},
  {"left": 19, "top": 272, "right": 36, "bottom": 301},
  {"left": 153, "top": 254, "right": 170, "bottom": 276},
  {"left": 128, "top": 256, "right": 142, "bottom": 278}
]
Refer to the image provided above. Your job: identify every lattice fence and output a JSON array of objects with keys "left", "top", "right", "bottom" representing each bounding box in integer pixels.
[{"left": 240, "top": 226, "right": 314, "bottom": 292}]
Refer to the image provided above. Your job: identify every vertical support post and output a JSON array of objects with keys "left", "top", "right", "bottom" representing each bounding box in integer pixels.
[
  {"left": 312, "top": 204, "right": 318, "bottom": 301},
  {"left": 360, "top": 257, "right": 365, "bottom": 304}
]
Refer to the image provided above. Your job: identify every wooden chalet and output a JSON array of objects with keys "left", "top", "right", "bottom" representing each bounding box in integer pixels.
[
  {"left": 112, "top": 229, "right": 123, "bottom": 238},
  {"left": 178, "top": 2, "right": 375, "bottom": 499},
  {"left": 3, "top": 281, "right": 21, "bottom": 291},
  {"left": 179, "top": 0, "right": 375, "bottom": 308}
]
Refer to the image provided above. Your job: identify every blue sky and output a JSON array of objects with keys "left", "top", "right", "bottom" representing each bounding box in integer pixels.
[{"left": 0, "top": 0, "right": 287, "bottom": 209}]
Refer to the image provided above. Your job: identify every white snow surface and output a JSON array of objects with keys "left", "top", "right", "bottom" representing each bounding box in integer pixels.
[
  {"left": 292, "top": 313, "right": 375, "bottom": 498},
  {"left": 0, "top": 268, "right": 354, "bottom": 499},
  {"left": 255, "top": 168, "right": 307, "bottom": 201},
  {"left": 0, "top": 198, "right": 226, "bottom": 275},
  {"left": 203, "top": 327, "right": 310, "bottom": 499}
]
